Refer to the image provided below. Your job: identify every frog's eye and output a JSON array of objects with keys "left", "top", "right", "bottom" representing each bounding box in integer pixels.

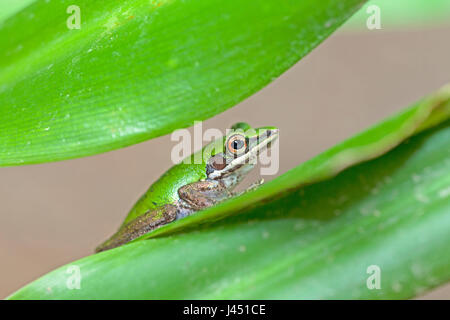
[
  {"left": 227, "top": 134, "right": 247, "bottom": 155},
  {"left": 209, "top": 154, "right": 227, "bottom": 170}
]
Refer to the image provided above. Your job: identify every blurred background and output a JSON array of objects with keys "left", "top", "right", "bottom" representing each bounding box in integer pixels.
[{"left": 1, "top": 0, "right": 450, "bottom": 298}]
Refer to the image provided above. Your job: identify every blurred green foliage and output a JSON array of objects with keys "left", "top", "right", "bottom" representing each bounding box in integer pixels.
[{"left": 345, "top": 0, "right": 450, "bottom": 29}]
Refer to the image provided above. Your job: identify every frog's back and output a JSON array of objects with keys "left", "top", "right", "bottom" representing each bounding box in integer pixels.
[{"left": 123, "top": 162, "right": 206, "bottom": 224}]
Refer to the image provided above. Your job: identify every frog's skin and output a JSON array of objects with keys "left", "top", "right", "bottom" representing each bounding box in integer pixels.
[{"left": 96, "top": 122, "right": 279, "bottom": 252}]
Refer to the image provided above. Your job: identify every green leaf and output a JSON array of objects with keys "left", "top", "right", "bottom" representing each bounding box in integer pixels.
[
  {"left": 0, "top": 0, "right": 365, "bottom": 166},
  {"left": 8, "top": 85, "right": 450, "bottom": 299},
  {"left": 0, "top": 0, "right": 35, "bottom": 23}
]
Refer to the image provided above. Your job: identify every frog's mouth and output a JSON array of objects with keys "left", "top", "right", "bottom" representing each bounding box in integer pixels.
[{"left": 208, "top": 128, "right": 279, "bottom": 180}]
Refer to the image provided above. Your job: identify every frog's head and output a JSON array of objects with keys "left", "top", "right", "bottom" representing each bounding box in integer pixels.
[{"left": 205, "top": 122, "right": 278, "bottom": 183}]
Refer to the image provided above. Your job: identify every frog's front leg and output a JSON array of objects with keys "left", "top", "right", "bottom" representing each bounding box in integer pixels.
[{"left": 178, "top": 180, "right": 232, "bottom": 212}]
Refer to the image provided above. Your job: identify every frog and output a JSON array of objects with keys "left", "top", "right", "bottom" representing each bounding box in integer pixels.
[{"left": 96, "top": 122, "right": 279, "bottom": 252}]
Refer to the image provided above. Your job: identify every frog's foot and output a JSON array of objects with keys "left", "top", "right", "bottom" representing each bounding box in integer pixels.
[
  {"left": 250, "top": 178, "right": 265, "bottom": 189},
  {"left": 174, "top": 204, "right": 196, "bottom": 220},
  {"left": 234, "top": 178, "right": 264, "bottom": 197}
]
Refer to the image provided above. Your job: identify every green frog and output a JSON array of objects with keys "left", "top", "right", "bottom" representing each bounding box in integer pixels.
[{"left": 96, "top": 122, "right": 279, "bottom": 252}]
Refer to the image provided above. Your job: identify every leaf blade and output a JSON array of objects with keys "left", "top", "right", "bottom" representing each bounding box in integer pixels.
[
  {"left": 0, "top": 0, "right": 366, "bottom": 166},
  {"left": 8, "top": 86, "right": 450, "bottom": 300}
]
